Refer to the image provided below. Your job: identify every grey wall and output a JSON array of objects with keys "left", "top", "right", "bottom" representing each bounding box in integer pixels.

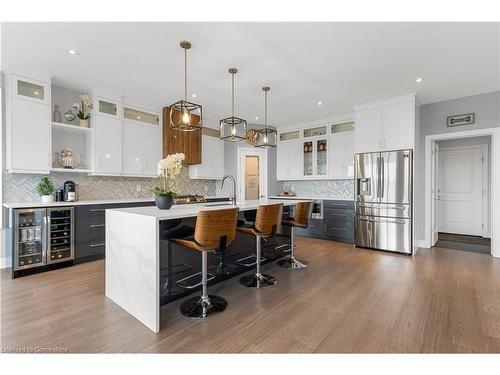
[{"left": 416, "top": 91, "right": 500, "bottom": 240}]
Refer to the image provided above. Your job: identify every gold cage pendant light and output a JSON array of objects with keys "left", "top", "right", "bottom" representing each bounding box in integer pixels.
[
  {"left": 219, "top": 68, "right": 247, "bottom": 142},
  {"left": 169, "top": 40, "right": 203, "bottom": 131}
]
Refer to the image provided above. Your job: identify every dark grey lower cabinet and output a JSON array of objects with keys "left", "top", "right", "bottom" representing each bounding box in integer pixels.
[
  {"left": 74, "top": 201, "right": 154, "bottom": 263},
  {"left": 295, "top": 200, "right": 354, "bottom": 243}
]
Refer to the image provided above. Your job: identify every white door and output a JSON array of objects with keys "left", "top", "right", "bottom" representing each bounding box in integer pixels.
[
  {"left": 141, "top": 124, "right": 162, "bottom": 176},
  {"left": 431, "top": 142, "right": 440, "bottom": 245},
  {"left": 438, "top": 147, "right": 483, "bottom": 236},
  {"left": 95, "top": 115, "right": 122, "bottom": 174},
  {"left": 122, "top": 121, "right": 143, "bottom": 175},
  {"left": 382, "top": 101, "right": 414, "bottom": 151},
  {"left": 238, "top": 148, "right": 267, "bottom": 202},
  {"left": 354, "top": 107, "right": 382, "bottom": 153},
  {"left": 10, "top": 98, "right": 51, "bottom": 172}
]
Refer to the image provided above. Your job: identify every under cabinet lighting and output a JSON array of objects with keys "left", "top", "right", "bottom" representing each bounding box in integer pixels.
[{"left": 67, "top": 49, "right": 79, "bottom": 55}]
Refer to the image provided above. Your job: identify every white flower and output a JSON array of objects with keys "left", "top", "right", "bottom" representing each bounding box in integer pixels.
[
  {"left": 72, "top": 103, "right": 81, "bottom": 111},
  {"left": 157, "top": 153, "right": 185, "bottom": 178},
  {"left": 79, "top": 95, "right": 93, "bottom": 109}
]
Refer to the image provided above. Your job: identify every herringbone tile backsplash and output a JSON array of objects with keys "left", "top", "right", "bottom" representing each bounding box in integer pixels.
[
  {"left": 281, "top": 179, "right": 354, "bottom": 200},
  {"left": 2, "top": 169, "right": 216, "bottom": 203}
]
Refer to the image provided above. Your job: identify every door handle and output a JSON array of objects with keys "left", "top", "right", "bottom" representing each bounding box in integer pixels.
[{"left": 90, "top": 224, "right": 105, "bottom": 228}]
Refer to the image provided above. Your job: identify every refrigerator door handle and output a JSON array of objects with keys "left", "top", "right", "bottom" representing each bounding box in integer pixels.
[{"left": 380, "top": 156, "right": 384, "bottom": 198}]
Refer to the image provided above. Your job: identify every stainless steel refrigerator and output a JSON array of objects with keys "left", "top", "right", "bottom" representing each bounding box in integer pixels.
[{"left": 354, "top": 150, "right": 413, "bottom": 254}]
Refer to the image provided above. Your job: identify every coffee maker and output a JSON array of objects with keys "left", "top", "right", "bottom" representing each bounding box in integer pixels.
[{"left": 63, "top": 181, "right": 77, "bottom": 202}]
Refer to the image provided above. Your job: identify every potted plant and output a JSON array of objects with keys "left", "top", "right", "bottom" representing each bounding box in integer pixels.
[
  {"left": 37, "top": 177, "right": 55, "bottom": 203},
  {"left": 72, "top": 94, "right": 93, "bottom": 128},
  {"left": 151, "top": 153, "right": 185, "bottom": 209}
]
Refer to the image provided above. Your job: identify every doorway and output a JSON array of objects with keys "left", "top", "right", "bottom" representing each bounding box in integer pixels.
[
  {"left": 237, "top": 147, "right": 268, "bottom": 202},
  {"left": 430, "top": 135, "right": 492, "bottom": 253}
]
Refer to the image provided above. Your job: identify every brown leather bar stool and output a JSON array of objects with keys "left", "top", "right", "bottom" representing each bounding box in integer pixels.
[
  {"left": 238, "top": 203, "right": 283, "bottom": 288},
  {"left": 278, "top": 201, "right": 313, "bottom": 269},
  {"left": 171, "top": 207, "right": 239, "bottom": 318}
]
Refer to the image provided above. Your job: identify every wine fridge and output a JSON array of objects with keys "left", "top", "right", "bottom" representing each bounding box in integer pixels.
[{"left": 12, "top": 207, "right": 74, "bottom": 273}]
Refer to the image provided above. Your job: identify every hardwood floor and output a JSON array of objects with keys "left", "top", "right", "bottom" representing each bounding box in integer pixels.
[{"left": 2, "top": 237, "right": 500, "bottom": 353}]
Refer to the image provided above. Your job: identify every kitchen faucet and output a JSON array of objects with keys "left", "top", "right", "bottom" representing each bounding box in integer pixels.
[{"left": 221, "top": 175, "right": 237, "bottom": 206}]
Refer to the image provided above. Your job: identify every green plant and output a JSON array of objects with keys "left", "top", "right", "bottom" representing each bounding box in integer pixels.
[
  {"left": 37, "top": 177, "right": 55, "bottom": 196},
  {"left": 150, "top": 187, "right": 177, "bottom": 197}
]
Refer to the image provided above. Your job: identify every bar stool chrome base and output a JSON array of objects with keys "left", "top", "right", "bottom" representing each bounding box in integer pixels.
[
  {"left": 277, "top": 257, "right": 308, "bottom": 269},
  {"left": 239, "top": 273, "right": 276, "bottom": 288},
  {"left": 180, "top": 295, "right": 227, "bottom": 319}
]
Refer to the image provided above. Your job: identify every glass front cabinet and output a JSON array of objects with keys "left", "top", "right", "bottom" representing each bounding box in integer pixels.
[{"left": 302, "top": 126, "right": 328, "bottom": 178}]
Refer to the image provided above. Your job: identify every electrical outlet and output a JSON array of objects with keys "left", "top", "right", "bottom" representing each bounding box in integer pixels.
[{"left": 136, "top": 184, "right": 141, "bottom": 193}]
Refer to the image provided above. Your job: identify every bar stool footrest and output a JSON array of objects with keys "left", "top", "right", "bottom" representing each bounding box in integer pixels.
[
  {"left": 175, "top": 272, "right": 216, "bottom": 289},
  {"left": 236, "top": 254, "right": 267, "bottom": 267}
]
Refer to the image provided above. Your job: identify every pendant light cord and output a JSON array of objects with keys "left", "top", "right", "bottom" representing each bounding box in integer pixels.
[
  {"left": 231, "top": 72, "right": 235, "bottom": 117},
  {"left": 184, "top": 47, "right": 187, "bottom": 101},
  {"left": 264, "top": 90, "right": 268, "bottom": 126}
]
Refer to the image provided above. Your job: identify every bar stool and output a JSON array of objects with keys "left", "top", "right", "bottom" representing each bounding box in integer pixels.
[
  {"left": 277, "top": 201, "right": 313, "bottom": 269},
  {"left": 171, "top": 207, "right": 239, "bottom": 318},
  {"left": 238, "top": 203, "right": 283, "bottom": 288}
]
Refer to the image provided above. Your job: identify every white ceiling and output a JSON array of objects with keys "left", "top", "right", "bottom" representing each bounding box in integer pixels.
[{"left": 2, "top": 22, "right": 499, "bottom": 128}]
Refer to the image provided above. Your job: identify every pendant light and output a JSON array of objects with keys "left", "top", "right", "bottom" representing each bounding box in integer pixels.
[
  {"left": 169, "top": 40, "right": 202, "bottom": 131},
  {"left": 255, "top": 86, "right": 277, "bottom": 148},
  {"left": 220, "top": 68, "right": 247, "bottom": 141}
]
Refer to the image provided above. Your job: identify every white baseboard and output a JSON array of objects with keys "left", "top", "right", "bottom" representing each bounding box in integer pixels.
[
  {"left": 415, "top": 239, "right": 428, "bottom": 249},
  {"left": 1, "top": 257, "right": 11, "bottom": 269}
]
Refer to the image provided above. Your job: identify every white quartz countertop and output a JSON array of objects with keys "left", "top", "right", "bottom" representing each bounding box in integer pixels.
[
  {"left": 268, "top": 195, "right": 353, "bottom": 201},
  {"left": 3, "top": 198, "right": 155, "bottom": 209},
  {"left": 108, "top": 199, "right": 309, "bottom": 221}
]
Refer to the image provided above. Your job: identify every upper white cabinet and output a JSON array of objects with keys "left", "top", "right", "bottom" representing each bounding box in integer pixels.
[
  {"left": 277, "top": 135, "right": 302, "bottom": 180},
  {"left": 277, "top": 123, "right": 353, "bottom": 181},
  {"left": 122, "top": 107, "right": 162, "bottom": 177},
  {"left": 95, "top": 96, "right": 120, "bottom": 119},
  {"left": 94, "top": 115, "right": 122, "bottom": 175},
  {"left": 6, "top": 74, "right": 51, "bottom": 173},
  {"left": 328, "top": 131, "right": 354, "bottom": 179},
  {"left": 382, "top": 100, "right": 415, "bottom": 151},
  {"left": 189, "top": 130, "right": 224, "bottom": 180},
  {"left": 354, "top": 94, "right": 416, "bottom": 153},
  {"left": 354, "top": 107, "right": 382, "bottom": 153}
]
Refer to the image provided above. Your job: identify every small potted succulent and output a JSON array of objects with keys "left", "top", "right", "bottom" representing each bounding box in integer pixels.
[
  {"left": 72, "top": 94, "right": 93, "bottom": 128},
  {"left": 37, "top": 177, "right": 55, "bottom": 204},
  {"left": 152, "top": 153, "right": 185, "bottom": 209}
]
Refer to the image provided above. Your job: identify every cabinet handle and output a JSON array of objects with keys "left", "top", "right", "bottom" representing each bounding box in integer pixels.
[
  {"left": 89, "top": 243, "right": 105, "bottom": 248},
  {"left": 330, "top": 227, "right": 346, "bottom": 231},
  {"left": 48, "top": 153, "right": 51, "bottom": 168},
  {"left": 90, "top": 209, "right": 105, "bottom": 213},
  {"left": 330, "top": 213, "right": 346, "bottom": 217},
  {"left": 90, "top": 224, "right": 105, "bottom": 228}
]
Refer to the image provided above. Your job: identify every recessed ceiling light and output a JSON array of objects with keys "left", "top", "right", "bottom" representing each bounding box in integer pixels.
[
  {"left": 416, "top": 77, "right": 423, "bottom": 83},
  {"left": 191, "top": 94, "right": 197, "bottom": 98},
  {"left": 317, "top": 101, "right": 323, "bottom": 106},
  {"left": 255, "top": 116, "right": 259, "bottom": 120},
  {"left": 67, "top": 49, "right": 79, "bottom": 55},
  {"left": 137, "top": 116, "right": 142, "bottom": 120}
]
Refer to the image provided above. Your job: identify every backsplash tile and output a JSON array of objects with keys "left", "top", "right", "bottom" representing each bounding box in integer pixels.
[
  {"left": 2, "top": 168, "right": 216, "bottom": 203},
  {"left": 282, "top": 179, "right": 354, "bottom": 200}
]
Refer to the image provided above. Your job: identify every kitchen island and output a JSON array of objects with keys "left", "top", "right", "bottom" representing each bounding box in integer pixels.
[{"left": 105, "top": 199, "right": 309, "bottom": 333}]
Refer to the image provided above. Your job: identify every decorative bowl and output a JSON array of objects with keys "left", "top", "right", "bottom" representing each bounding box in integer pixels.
[{"left": 64, "top": 111, "right": 76, "bottom": 122}]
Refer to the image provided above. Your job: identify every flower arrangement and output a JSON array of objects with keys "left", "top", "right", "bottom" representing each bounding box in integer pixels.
[
  {"left": 72, "top": 95, "right": 93, "bottom": 120},
  {"left": 151, "top": 153, "right": 185, "bottom": 197}
]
